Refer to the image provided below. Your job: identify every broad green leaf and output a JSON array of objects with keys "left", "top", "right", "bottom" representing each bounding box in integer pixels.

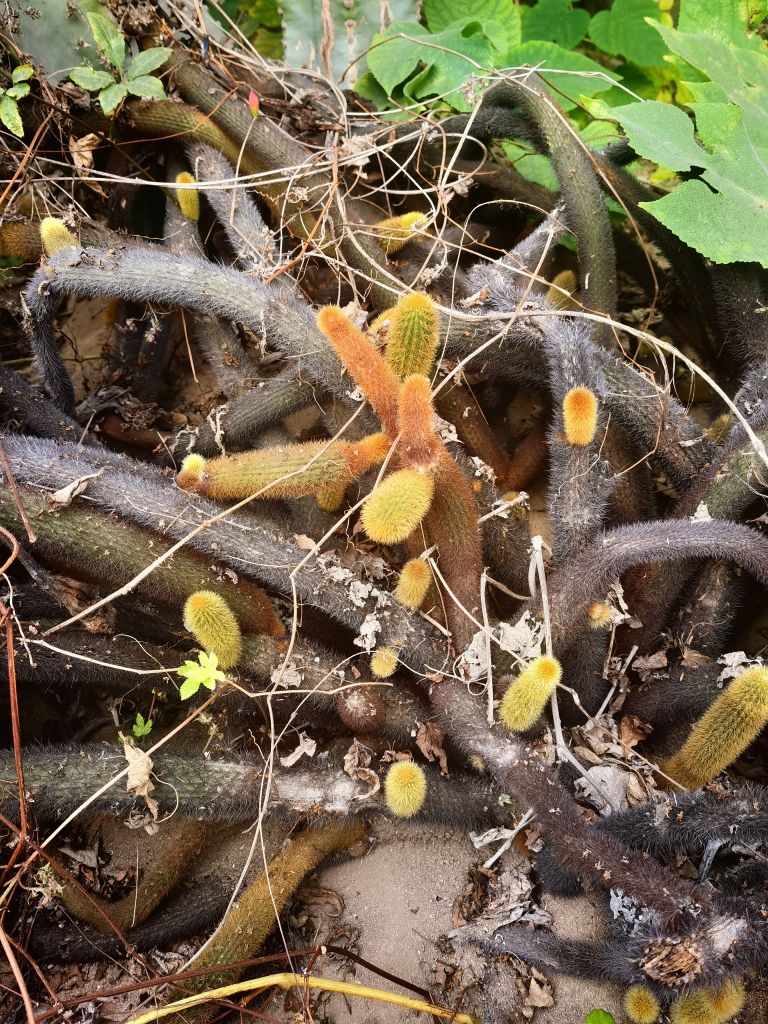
[
  {"left": 502, "top": 140, "right": 558, "bottom": 191},
  {"left": 179, "top": 676, "right": 200, "bottom": 701},
  {"left": 424, "top": 0, "right": 521, "bottom": 46},
  {"left": 678, "top": 0, "right": 766, "bottom": 48},
  {"left": 0, "top": 94, "right": 23, "bottom": 137},
  {"left": 521, "top": 0, "right": 590, "bottom": 49},
  {"left": 613, "top": 100, "right": 700, "bottom": 170},
  {"left": 499, "top": 40, "right": 618, "bottom": 110},
  {"left": 12, "top": 64, "right": 34, "bottom": 83},
  {"left": 87, "top": 12, "right": 125, "bottom": 68},
  {"left": 127, "top": 47, "right": 171, "bottom": 80},
  {"left": 352, "top": 71, "right": 391, "bottom": 107},
  {"left": 5, "top": 83, "right": 30, "bottom": 99},
  {"left": 69, "top": 65, "right": 115, "bottom": 91},
  {"left": 588, "top": 0, "right": 666, "bottom": 67},
  {"left": 126, "top": 75, "right": 166, "bottom": 99},
  {"left": 367, "top": 22, "right": 430, "bottom": 95},
  {"left": 281, "top": 0, "right": 418, "bottom": 84},
  {"left": 98, "top": 81, "right": 128, "bottom": 115},
  {"left": 584, "top": 1012, "right": 616, "bottom": 1024}
]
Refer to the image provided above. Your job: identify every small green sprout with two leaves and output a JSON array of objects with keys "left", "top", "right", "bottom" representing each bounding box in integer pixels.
[
  {"left": 0, "top": 64, "right": 34, "bottom": 138},
  {"left": 69, "top": 14, "right": 171, "bottom": 116},
  {"left": 177, "top": 651, "right": 227, "bottom": 701}
]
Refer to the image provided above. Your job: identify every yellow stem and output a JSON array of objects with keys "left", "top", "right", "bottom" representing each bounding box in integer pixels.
[{"left": 125, "top": 972, "right": 479, "bottom": 1024}]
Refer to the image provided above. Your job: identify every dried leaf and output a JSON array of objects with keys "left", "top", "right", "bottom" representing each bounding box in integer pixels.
[
  {"left": 68, "top": 132, "right": 100, "bottom": 172},
  {"left": 47, "top": 469, "right": 105, "bottom": 510},
  {"left": 293, "top": 533, "right": 317, "bottom": 551},
  {"left": 618, "top": 714, "right": 652, "bottom": 750},
  {"left": 121, "top": 737, "right": 158, "bottom": 819},
  {"left": 525, "top": 976, "right": 554, "bottom": 1009},
  {"left": 343, "top": 740, "right": 380, "bottom": 799},
  {"left": 415, "top": 721, "right": 449, "bottom": 776},
  {"left": 279, "top": 731, "right": 317, "bottom": 768}
]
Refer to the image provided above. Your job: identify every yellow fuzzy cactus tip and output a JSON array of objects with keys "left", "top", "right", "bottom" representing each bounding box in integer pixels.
[
  {"left": 40, "top": 217, "right": 77, "bottom": 257},
  {"left": 175, "top": 172, "right": 200, "bottom": 223},
  {"left": 669, "top": 992, "right": 719, "bottom": 1024},
  {"left": 371, "top": 646, "right": 398, "bottom": 678},
  {"left": 562, "top": 386, "right": 599, "bottom": 446},
  {"left": 546, "top": 268, "right": 578, "bottom": 309},
  {"left": 709, "top": 979, "right": 745, "bottom": 1022},
  {"left": 183, "top": 590, "right": 242, "bottom": 669},
  {"left": 394, "top": 558, "right": 432, "bottom": 609},
  {"left": 384, "top": 759, "right": 427, "bottom": 817},
  {"left": 176, "top": 453, "right": 207, "bottom": 491},
  {"left": 361, "top": 469, "right": 434, "bottom": 545},
  {"left": 386, "top": 292, "right": 441, "bottom": 380},
  {"left": 665, "top": 664, "right": 768, "bottom": 790},
  {"left": 498, "top": 655, "right": 562, "bottom": 733},
  {"left": 588, "top": 602, "right": 613, "bottom": 628},
  {"left": 373, "top": 211, "right": 428, "bottom": 254},
  {"left": 624, "top": 985, "right": 661, "bottom": 1024}
]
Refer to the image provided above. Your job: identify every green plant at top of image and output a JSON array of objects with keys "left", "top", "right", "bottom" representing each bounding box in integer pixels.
[{"left": 68, "top": 13, "right": 171, "bottom": 115}]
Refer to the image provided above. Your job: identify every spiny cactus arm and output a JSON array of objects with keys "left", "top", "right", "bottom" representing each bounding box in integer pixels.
[
  {"left": 160, "top": 822, "right": 366, "bottom": 1023},
  {"left": 2, "top": 435, "right": 448, "bottom": 676},
  {"left": 0, "top": 364, "right": 92, "bottom": 445},
  {"left": 397, "top": 375, "right": 442, "bottom": 471},
  {"left": 57, "top": 819, "right": 210, "bottom": 933},
  {"left": 0, "top": 487, "right": 283, "bottom": 638},
  {"left": 184, "top": 592, "right": 243, "bottom": 669},
  {"left": 188, "top": 143, "right": 278, "bottom": 276},
  {"left": 711, "top": 262, "right": 768, "bottom": 369},
  {"left": 465, "top": 208, "right": 566, "bottom": 298},
  {"left": 547, "top": 520, "right": 768, "bottom": 656},
  {"left": 316, "top": 306, "right": 400, "bottom": 435},
  {"left": 384, "top": 292, "right": 440, "bottom": 379},
  {"left": 124, "top": 98, "right": 244, "bottom": 171},
  {"left": 434, "top": 380, "right": 510, "bottom": 482},
  {"left": 469, "top": 79, "right": 616, "bottom": 343},
  {"left": 543, "top": 317, "right": 614, "bottom": 561},
  {"left": 663, "top": 666, "right": 768, "bottom": 789}
]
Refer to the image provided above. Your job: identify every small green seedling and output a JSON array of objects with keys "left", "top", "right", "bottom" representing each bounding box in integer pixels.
[
  {"left": 69, "top": 14, "right": 171, "bottom": 115},
  {"left": 0, "top": 64, "right": 34, "bottom": 137},
  {"left": 584, "top": 1011, "right": 616, "bottom": 1024},
  {"left": 177, "top": 651, "right": 226, "bottom": 700},
  {"left": 132, "top": 712, "right": 153, "bottom": 738}
]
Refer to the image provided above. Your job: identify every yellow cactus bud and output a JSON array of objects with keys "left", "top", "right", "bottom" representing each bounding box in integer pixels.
[
  {"left": 371, "top": 646, "right": 398, "bottom": 678},
  {"left": 183, "top": 590, "right": 242, "bottom": 669},
  {"left": 546, "top": 269, "right": 578, "bottom": 309},
  {"left": 624, "top": 985, "right": 661, "bottom": 1024},
  {"left": 670, "top": 992, "right": 719, "bottom": 1024},
  {"left": 385, "top": 292, "right": 440, "bottom": 379},
  {"left": 498, "top": 655, "right": 562, "bottom": 733},
  {"left": 40, "top": 217, "right": 77, "bottom": 257},
  {"left": 360, "top": 469, "right": 435, "bottom": 544},
  {"left": 384, "top": 760, "right": 427, "bottom": 817},
  {"left": 373, "top": 211, "right": 428, "bottom": 254},
  {"left": 562, "top": 387, "right": 599, "bottom": 446},
  {"left": 709, "top": 979, "right": 745, "bottom": 1022},
  {"left": 176, "top": 453, "right": 207, "bottom": 491},
  {"left": 175, "top": 171, "right": 200, "bottom": 223},
  {"left": 394, "top": 558, "right": 432, "bottom": 609},
  {"left": 664, "top": 665, "right": 768, "bottom": 789},
  {"left": 588, "top": 602, "right": 613, "bottom": 628}
]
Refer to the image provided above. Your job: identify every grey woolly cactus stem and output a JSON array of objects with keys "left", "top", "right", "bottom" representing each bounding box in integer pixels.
[
  {"left": 0, "top": 486, "right": 282, "bottom": 639},
  {"left": 546, "top": 520, "right": 768, "bottom": 657},
  {"left": 1, "top": 435, "right": 448, "bottom": 678},
  {"left": 0, "top": 364, "right": 93, "bottom": 445}
]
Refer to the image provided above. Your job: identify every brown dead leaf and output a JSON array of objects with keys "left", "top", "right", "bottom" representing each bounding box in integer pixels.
[
  {"left": 69, "top": 133, "right": 100, "bottom": 172},
  {"left": 680, "top": 646, "right": 711, "bottom": 669},
  {"left": 618, "top": 714, "right": 653, "bottom": 751},
  {"left": 121, "top": 737, "right": 158, "bottom": 819},
  {"left": 47, "top": 469, "right": 105, "bottom": 510},
  {"left": 293, "top": 533, "right": 316, "bottom": 551},
  {"left": 342, "top": 740, "right": 380, "bottom": 800},
  {"left": 525, "top": 975, "right": 554, "bottom": 1009},
  {"left": 415, "top": 721, "right": 449, "bottom": 776}
]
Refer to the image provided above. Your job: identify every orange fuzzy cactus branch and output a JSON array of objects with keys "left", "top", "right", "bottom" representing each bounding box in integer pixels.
[
  {"left": 183, "top": 591, "right": 242, "bottom": 669},
  {"left": 361, "top": 468, "right": 435, "bottom": 545},
  {"left": 316, "top": 306, "right": 400, "bottom": 435},
  {"left": 372, "top": 211, "right": 428, "bottom": 254},
  {"left": 663, "top": 665, "right": 768, "bottom": 789},
  {"left": 562, "top": 386, "right": 599, "bottom": 446},
  {"left": 498, "top": 656, "right": 562, "bottom": 733},
  {"left": 176, "top": 434, "right": 390, "bottom": 502},
  {"left": 398, "top": 375, "right": 442, "bottom": 471},
  {"left": 385, "top": 292, "right": 440, "bottom": 380}
]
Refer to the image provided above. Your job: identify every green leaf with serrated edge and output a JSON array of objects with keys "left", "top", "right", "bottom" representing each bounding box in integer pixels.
[
  {"left": 0, "top": 95, "right": 23, "bottom": 137},
  {"left": 678, "top": 0, "right": 765, "bottom": 48},
  {"left": 126, "top": 75, "right": 166, "bottom": 99},
  {"left": 98, "top": 81, "right": 128, "bottom": 115},
  {"left": 613, "top": 100, "right": 700, "bottom": 170},
  {"left": 498, "top": 40, "right": 617, "bottom": 110},
  {"left": 5, "top": 83, "right": 30, "bottom": 100},
  {"left": 367, "top": 22, "right": 430, "bottom": 95},
  {"left": 87, "top": 12, "right": 125, "bottom": 68},
  {"left": 424, "top": 0, "right": 521, "bottom": 45},
  {"left": 521, "top": 0, "right": 590, "bottom": 49},
  {"left": 179, "top": 676, "right": 200, "bottom": 700},
  {"left": 127, "top": 47, "right": 172, "bottom": 80},
  {"left": 12, "top": 64, "right": 34, "bottom": 83},
  {"left": 584, "top": 1011, "right": 616, "bottom": 1024},
  {"left": 398, "top": 22, "right": 497, "bottom": 107},
  {"left": 588, "top": 0, "right": 665, "bottom": 66},
  {"left": 69, "top": 66, "right": 115, "bottom": 91}
]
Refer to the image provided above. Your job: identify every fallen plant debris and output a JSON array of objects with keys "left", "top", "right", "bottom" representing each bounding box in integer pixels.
[{"left": 1, "top": 2, "right": 768, "bottom": 1024}]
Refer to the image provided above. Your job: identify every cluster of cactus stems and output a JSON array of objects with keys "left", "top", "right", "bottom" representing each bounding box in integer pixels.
[{"left": 4, "top": 37, "right": 768, "bottom": 1024}]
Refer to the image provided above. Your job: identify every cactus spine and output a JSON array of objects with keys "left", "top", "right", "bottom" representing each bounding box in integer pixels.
[
  {"left": 664, "top": 665, "right": 768, "bottom": 789},
  {"left": 183, "top": 591, "right": 243, "bottom": 669},
  {"left": 498, "top": 656, "right": 563, "bottom": 733},
  {"left": 384, "top": 760, "right": 427, "bottom": 818},
  {"left": 709, "top": 980, "right": 745, "bottom": 1022},
  {"left": 385, "top": 292, "right": 440, "bottom": 379}
]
